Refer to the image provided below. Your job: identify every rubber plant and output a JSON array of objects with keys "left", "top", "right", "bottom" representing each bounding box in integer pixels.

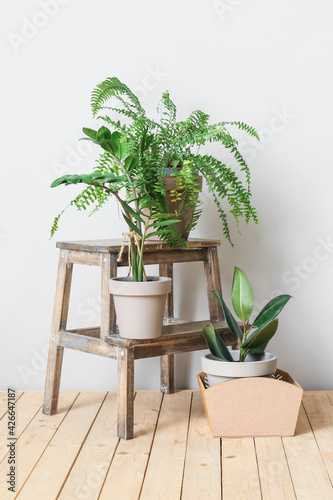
[
  {"left": 50, "top": 127, "right": 183, "bottom": 281},
  {"left": 203, "top": 267, "right": 292, "bottom": 362}
]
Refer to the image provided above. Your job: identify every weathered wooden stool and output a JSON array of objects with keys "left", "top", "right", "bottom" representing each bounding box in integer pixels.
[{"left": 43, "top": 239, "right": 237, "bottom": 439}]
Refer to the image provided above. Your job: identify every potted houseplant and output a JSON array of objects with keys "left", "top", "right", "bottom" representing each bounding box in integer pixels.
[
  {"left": 50, "top": 126, "right": 184, "bottom": 339},
  {"left": 202, "top": 267, "right": 292, "bottom": 386},
  {"left": 89, "top": 77, "right": 260, "bottom": 244}
]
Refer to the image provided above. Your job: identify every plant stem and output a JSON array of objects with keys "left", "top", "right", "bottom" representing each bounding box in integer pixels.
[
  {"left": 138, "top": 216, "right": 150, "bottom": 282},
  {"left": 130, "top": 238, "right": 138, "bottom": 281}
]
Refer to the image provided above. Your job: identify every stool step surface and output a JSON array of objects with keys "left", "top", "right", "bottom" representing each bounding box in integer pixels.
[
  {"left": 56, "top": 238, "right": 221, "bottom": 253},
  {"left": 66, "top": 320, "right": 237, "bottom": 347}
]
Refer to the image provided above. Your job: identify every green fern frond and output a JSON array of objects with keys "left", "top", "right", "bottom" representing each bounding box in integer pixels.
[
  {"left": 91, "top": 77, "right": 143, "bottom": 117},
  {"left": 229, "top": 121, "right": 260, "bottom": 141}
]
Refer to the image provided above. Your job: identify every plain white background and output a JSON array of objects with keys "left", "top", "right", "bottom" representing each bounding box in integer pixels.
[{"left": 1, "top": 0, "right": 332, "bottom": 391}]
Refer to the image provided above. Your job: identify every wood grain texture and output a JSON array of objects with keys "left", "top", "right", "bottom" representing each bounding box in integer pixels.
[
  {"left": 99, "top": 391, "right": 163, "bottom": 500},
  {"left": 117, "top": 348, "right": 135, "bottom": 440},
  {"left": 43, "top": 250, "right": 72, "bottom": 415},
  {"left": 16, "top": 391, "right": 107, "bottom": 500},
  {"left": 61, "top": 321, "right": 237, "bottom": 357},
  {"left": 222, "top": 437, "right": 262, "bottom": 500},
  {"left": 1, "top": 391, "right": 333, "bottom": 499},
  {"left": 0, "top": 391, "right": 78, "bottom": 498},
  {"left": 182, "top": 392, "right": 221, "bottom": 500},
  {"left": 58, "top": 330, "right": 118, "bottom": 359},
  {"left": 126, "top": 248, "right": 207, "bottom": 266},
  {"left": 283, "top": 404, "right": 333, "bottom": 500},
  {"left": 159, "top": 263, "right": 175, "bottom": 394},
  {"left": 67, "top": 250, "right": 101, "bottom": 266},
  {"left": 160, "top": 354, "right": 174, "bottom": 394},
  {"left": 255, "top": 437, "right": 296, "bottom": 499},
  {"left": 140, "top": 391, "right": 192, "bottom": 500},
  {"left": 105, "top": 320, "right": 237, "bottom": 348},
  {"left": 159, "top": 262, "right": 174, "bottom": 320},
  {"left": 204, "top": 246, "right": 224, "bottom": 321},
  {"left": 302, "top": 391, "right": 333, "bottom": 484},
  {"left": 100, "top": 253, "right": 117, "bottom": 339},
  {"left": 58, "top": 391, "right": 119, "bottom": 500},
  {"left": 0, "top": 391, "right": 44, "bottom": 463},
  {"left": 56, "top": 238, "right": 221, "bottom": 253}
]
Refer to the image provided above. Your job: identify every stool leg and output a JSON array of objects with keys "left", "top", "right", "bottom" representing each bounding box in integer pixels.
[
  {"left": 204, "top": 246, "right": 224, "bottom": 321},
  {"left": 101, "top": 254, "right": 117, "bottom": 339},
  {"left": 160, "top": 355, "right": 175, "bottom": 394},
  {"left": 159, "top": 263, "right": 175, "bottom": 394},
  {"left": 43, "top": 251, "right": 73, "bottom": 415},
  {"left": 117, "top": 347, "right": 134, "bottom": 439}
]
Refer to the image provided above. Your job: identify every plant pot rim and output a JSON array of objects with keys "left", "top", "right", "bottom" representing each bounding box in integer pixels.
[
  {"left": 201, "top": 351, "right": 278, "bottom": 379},
  {"left": 109, "top": 276, "right": 172, "bottom": 297}
]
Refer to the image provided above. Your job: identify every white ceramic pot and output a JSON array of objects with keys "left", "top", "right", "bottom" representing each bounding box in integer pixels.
[
  {"left": 109, "top": 276, "right": 172, "bottom": 339},
  {"left": 201, "top": 351, "right": 278, "bottom": 387}
]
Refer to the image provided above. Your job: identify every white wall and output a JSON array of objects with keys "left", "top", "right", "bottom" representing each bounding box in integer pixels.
[{"left": 1, "top": 0, "right": 332, "bottom": 391}]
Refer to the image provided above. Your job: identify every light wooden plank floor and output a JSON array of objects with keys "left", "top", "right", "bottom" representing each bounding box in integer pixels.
[{"left": 0, "top": 390, "right": 332, "bottom": 499}]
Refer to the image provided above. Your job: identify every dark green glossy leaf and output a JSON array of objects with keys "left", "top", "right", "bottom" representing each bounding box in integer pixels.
[
  {"left": 241, "top": 319, "right": 279, "bottom": 350},
  {"left": 124, "top": 156, "right": 139, "bottom": 171},
  {"left": 82, "top": 127, "right": 97, "bottom": 140},
  {"left": 252, "top": 294, "right": 292, "bottom": 330},
  {"left": 51, "top": 175, "right": 70, "bottom": 187},
  {"left": 97, "top": 126, "right": 112, "bottom": 142},
  {"left": 212, "top": 289, "right": 243, "bottom": 339},
  {"left": 231, "top": 267, "right": 253, "bottom": 322},
  {"left": 202, "top": 324, "right": 234, "bottom": 362},
  {"left": 99, "top": 139, "right": 118, "bottom": 155},
  {"left": 248, "top": 342, "right": 268, "bottom": 354}
]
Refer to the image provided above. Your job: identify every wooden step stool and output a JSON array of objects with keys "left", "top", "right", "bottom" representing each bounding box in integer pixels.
[{"left": 43, "top": 238, "right": 236, "bottom": 439}]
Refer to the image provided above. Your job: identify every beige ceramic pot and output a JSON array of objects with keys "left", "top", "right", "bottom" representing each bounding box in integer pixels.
[{"left": 109, "top": 276, "right": 172, "bottom": 339}]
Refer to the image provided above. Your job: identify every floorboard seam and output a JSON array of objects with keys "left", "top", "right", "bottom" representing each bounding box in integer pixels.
[
  {"left": 137, "top": 391, "right": 164, "bottom": 500},
  {"left": 16, "top": 391, "right": 81, "bottom": 498},
  {"left": 280, "top": 437, "right": 297, "bottom": 499},
  {"left": 253, "top": 438, "right": 264, "bottom": 500},
  {"left": 56, "top": 391, "right": 109, "bottom": 499},
  {"left": 179, "top": 391, "right": 193, "bottom": 500},
  {"left": 97, "top": 391, "right": 137, "bottom": 500},
  {"left": 302, "top": 399, "right": 333, "bottom": 489}
]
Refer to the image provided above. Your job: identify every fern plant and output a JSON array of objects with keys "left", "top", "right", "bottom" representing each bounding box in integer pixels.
[
  {"left": 89, "top": 77, "right": 260, "bottom": 244},
  {"left": 51, "top": 76, "right": 260, "bottom": 263}
]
